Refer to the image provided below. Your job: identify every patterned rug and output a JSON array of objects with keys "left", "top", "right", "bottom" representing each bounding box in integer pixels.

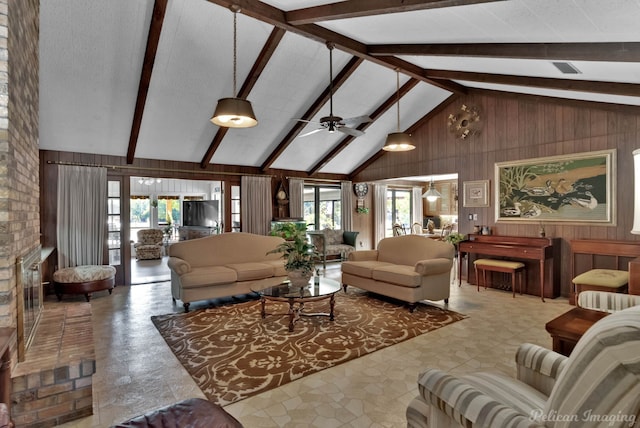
[{"left": 151, "top": 290, "right": 466, "bottom": 406}]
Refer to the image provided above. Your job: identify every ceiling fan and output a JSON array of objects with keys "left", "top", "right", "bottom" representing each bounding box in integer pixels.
[{"left": 297, "top": 42, "right": 371, "bottom": 138}]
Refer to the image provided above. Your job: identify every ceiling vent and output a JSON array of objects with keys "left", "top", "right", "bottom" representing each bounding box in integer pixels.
[{"left": 552, "top": 61, "right": 581, "bottom": 74}]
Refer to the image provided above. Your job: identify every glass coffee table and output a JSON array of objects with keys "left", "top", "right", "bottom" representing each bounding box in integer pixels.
[{"left": 251, "top": 277, "right": 341, "bottom": 332}]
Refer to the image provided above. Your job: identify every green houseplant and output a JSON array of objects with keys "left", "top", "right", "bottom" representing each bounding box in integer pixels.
[{"left": 268, "top": 224, "right": 319, "bottom": 286}]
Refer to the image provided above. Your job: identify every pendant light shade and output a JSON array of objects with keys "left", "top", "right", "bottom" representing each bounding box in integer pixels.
[
  {"left": 632, "top": 148, "right": 640, "bottom": 234},
  {"left": 211, "top": 98, "right": 257, "bottom": 128},
  {"left": 383, "top": 70, "right": 415, "bottom": 152},
  {"left": 422, "top": 179, "right": 441, "bottom": 202},
  {"left": 210, "top": 6, "right": 257, "bottom": 128}
]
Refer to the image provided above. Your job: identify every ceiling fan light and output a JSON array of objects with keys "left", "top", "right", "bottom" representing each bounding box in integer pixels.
[
  {"left": 383, "top": 132, "right": 415, "bottom": 152},
  {"left": 211, "top": 97, "right": 258, "bottom": 128}
]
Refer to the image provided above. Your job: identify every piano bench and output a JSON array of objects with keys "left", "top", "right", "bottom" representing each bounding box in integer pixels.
[
  {"left": 572, "top": 269, "right": 629, "bottom": 296},
  {"left": 474, "top": 259, "right": 526, "bottom": 298}
]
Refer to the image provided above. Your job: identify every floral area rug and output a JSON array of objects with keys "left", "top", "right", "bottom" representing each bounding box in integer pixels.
[{"left": 151, "top": 289, "right": 466, "bottom": 406}]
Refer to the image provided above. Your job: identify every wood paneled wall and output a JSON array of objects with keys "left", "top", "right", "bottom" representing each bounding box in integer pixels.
[{"left": 355, "top": 90, "right": 640, "bottom": 297}]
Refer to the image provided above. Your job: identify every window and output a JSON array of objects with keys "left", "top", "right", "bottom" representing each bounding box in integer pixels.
[
  {"left": 386, "top": 188, "right": 412, "bottom": 237},
  {"left": 304, "top": 185, "right": 341, "bottom": 230},
  {"left": 231, "top": 185, "right": 240, "bottom": 232},
  {"left": 107, "top": 181, "right": 121, "bottom": 265}
]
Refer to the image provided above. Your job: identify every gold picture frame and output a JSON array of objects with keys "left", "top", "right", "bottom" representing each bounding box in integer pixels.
[
  {"left": 463, "top": 180, "right": 490, "bottom": 207},
  {"left": 495, "top": 149, "right": 616, "bottom": 224}
]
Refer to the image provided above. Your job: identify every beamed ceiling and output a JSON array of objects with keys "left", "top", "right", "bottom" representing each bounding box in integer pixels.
[{"left": 39, "top": 0, "right": 640, "bottom": 180}]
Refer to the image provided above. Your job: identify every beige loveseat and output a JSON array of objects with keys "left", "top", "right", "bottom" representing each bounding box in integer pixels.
[
  {"left": 167, "top": 232, "right": 287, "bottom": 312},
  {"left": 341, "top": 235, "right": 454, "bottom": 310}
]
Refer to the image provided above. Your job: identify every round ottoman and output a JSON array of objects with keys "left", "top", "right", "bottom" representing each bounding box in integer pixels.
[{"left": 53, "top": 265, "right": 116, "bottom": 302}]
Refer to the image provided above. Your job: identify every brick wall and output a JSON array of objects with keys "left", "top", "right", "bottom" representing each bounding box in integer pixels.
[{"left": 0, "top": 0, "right": 40, "bottom": 364}]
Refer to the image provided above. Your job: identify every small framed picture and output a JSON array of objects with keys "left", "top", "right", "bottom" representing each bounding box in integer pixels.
[{"left": 463, "top": 180, "right": 490, "bottom": 207}]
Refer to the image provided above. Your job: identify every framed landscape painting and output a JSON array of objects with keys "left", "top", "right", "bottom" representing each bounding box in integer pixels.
[{"left": 495, "top": 149, "right": 616, "bottom": 224}]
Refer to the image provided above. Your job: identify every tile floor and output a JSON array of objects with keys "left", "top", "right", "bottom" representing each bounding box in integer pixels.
[{"left": 53, "top": 264, "right": 572, "bottom": 427}]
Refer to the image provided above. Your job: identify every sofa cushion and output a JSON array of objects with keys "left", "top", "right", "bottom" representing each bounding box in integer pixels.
[
  {"left": 377, "top": 235, "right": 453, "bottom": 266},
  {"left": 343, "top": 231, "right": 358, "bottom": 247},
  {"left": 324, "top": 228, "right": 344, "bottom": 245},
  {"left": 180, "top": 266, "right": 237, "bottom": 289},
  {"left": 225, "top": 262, "right": 275, "bottom": 281},
  {"left": 342, "top": 260, "right": 393, "bottom": 279},
  {"left": 325, "top": 244, "right": 358, "bottom": 256},
  {"left": 262, "top": 260, "right": 288, "bottom": 277},
  {"left": 372, "top": 264, "right": 422, "bottom": 287}
]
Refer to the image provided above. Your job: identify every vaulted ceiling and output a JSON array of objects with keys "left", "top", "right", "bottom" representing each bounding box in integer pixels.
[{"left": 39, "top": 0, "right": 640, "bottom": 179}]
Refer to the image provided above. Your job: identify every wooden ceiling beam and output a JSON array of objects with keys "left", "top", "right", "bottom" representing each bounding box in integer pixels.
[
  {"left": 200, "top": 27, "right": 286, "bottom": 168},
  {"left": 426, "top": 69, "right": 640, "bottom": 97},
  {"left": 368, "top": 42, "right": 640, "bottom": 62},
  {"left": 205, "top": 0, "right": 464, "bottom": 94},
  {"left": 308, "top": 78, "right": 420, "bottom": 176},
  {"left": 260, "top": 56, "right": 364, "bottom": 171},
  {"left": 286, "top": 0, "right": 506, "bottom": 25},
  {"left": 126, "top": 0, "right": 167, "bottom": 165}
]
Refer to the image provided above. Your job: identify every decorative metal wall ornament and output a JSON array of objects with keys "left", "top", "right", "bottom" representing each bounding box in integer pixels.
[{"left": 448, "top": 104, "right": 481, "bottom": 139}]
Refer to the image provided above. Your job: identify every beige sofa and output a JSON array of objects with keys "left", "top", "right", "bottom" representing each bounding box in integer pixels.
[
  {"left": 341, "top": 235, "right": 454, "bottom": 310},
  {"left": 167, "top": 232, "right": 287, "bottom": 312}
]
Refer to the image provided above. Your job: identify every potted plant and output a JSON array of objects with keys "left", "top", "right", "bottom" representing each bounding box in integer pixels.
[
  {"left": 444, "top": 232, "right": 466, "bottom": 258},
  {"left": 268, "top": 225, "right": 319, "bottom": 286},
  {"left": 356, "top": 206, "right": 369, "bottom": 214}
]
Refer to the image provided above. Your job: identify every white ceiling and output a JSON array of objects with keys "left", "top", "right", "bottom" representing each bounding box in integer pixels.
[{"left": 38, "top": 0, "right": 640, "bottom": 178}]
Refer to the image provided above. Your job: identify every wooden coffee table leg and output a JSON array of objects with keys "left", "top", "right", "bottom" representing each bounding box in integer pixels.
[
  {"left": 329, "top": 294, "right": 335, "bottom": 321},
  {"left": 288, "top": 299, "right": 295, "bottom": 332},
  {"left": 260, "top": 296, "right": 266, "bottom": 319}
]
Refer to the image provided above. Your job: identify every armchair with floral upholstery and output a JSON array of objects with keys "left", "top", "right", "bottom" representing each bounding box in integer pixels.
[
  {"left": 407, "top": 305, "right": 640, "bottom": 427},
  {"left": 134, "top": 229, "right": 164, "bottom": 260},
  {"left": 307, "top": 228, "right": 359, "bottom": 269}
]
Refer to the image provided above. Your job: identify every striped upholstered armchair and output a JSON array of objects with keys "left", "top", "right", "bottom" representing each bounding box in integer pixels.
[{"left": 407, "top": 305, "right": 640, "bottom": 428}]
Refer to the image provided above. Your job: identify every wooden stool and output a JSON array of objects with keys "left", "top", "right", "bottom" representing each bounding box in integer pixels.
[
  {"left": 474, "top": 259, "right": 525, "bottom": 297},
  {"left": 572, "top": 269, "right": 629, "bottom": 296}
]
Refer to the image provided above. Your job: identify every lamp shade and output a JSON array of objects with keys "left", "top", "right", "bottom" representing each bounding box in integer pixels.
[
  {"left": 632, "top": 148, "right": 640, "bottom": 234},
  {"left": 382, "top": 132, "right": 415, "bottom": 152},
  {"left": 211, "top": 97, "right": 258, "bottom": 128},
  {"left": 422, "top": 181, "right": 441, "bottom": 202}
]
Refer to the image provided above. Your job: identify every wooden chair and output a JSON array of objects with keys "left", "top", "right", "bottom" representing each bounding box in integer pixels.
[{"left": 411, "top": 222, "right": 423, "bottom": 234}]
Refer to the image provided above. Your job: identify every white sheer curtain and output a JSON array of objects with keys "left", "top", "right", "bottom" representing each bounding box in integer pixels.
[
  {"left": 412, "top": 186, "right": 424, "bottom": 226},
  {"left": 56, "top": 165, "right": 107, "bottom": 268},
  {"left": 289, "top": 178, "right": 304, "bottom": 219},
  {"left": 241, "top": 176, "right": 272, "bottom": 235},
  {"left": 373, "top": 183, "right": 387, "bottom": 248},
  {"left": 341, "top": 181, "right": 353, "bottom": 231}
]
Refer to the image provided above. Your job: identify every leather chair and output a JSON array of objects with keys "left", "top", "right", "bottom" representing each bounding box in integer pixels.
[
  {"left": 407, "top": 305, "right": 640, "bottom": 427},
  {"left": 134, "top": 229, "right": 164, "bottom": 260},
  {"left": 112, "top": 398, "right": 243, "bottom": 428}
]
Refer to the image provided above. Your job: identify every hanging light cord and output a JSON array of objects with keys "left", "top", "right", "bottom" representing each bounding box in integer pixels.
[
  {"left": 395, "top": 69, "right": 401, "bottom": 132},
  {"left": 232, "top": 10, "right": 238, "bottom": 96}
]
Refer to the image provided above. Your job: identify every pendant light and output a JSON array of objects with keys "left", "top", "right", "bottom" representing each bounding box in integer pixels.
[
  {"left": 210, "top": 5, "right": 257, "bottom": 128},
  {"left": 383, "top": 69, "right": 415, "bottom": 152},
  {"left": 422, "top": 178, "right": 441, "bottom": 202}
]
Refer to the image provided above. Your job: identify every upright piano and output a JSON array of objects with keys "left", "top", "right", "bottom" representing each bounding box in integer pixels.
[{"left": 459, "top": 235, "right": 560, "bottom": 301}]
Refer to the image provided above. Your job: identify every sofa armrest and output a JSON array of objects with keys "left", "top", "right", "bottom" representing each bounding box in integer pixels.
[
  {"left": 577, "top": 290, "right": 640, "bottom": 313},
  {"left": 347, "top": 250, "right": 378, "bottom": 261},
  {"left": 167, "top": 257, "right": 191, "bottom": 275},
  {"left": 515, "top": 343, "right": 567, "bottom": 396},
  {"left": 417, "top": 369, "right": 541, "bottom": 428},
  {"left": 414, "top": 258, "right": 452, "bottom": 276}
]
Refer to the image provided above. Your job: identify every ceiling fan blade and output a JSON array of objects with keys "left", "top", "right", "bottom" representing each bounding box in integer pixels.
[
  {"left": 341, "top": 115, "right": 372, "bottom": 126},
  {"left": 298, "top": 128, "right": 325, "bottom": 138},
  {"left": 294, "top": 118, "right": 318, "bottom": 124},
  {"left": 338, "top": 127, "right": 365, "bottom": 137}
]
